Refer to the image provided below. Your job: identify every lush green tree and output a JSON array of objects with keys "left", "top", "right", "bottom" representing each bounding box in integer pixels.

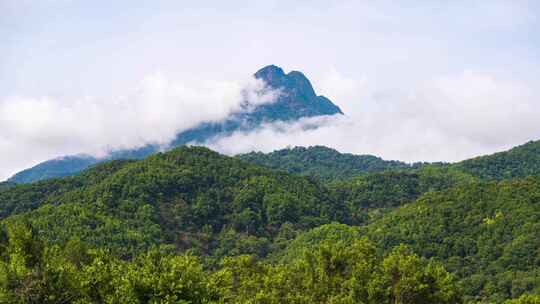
[{"left": 505, "top": 294, "right": 540, "bottom": 304}]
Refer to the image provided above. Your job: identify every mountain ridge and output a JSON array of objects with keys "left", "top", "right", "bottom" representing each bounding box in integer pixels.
[
  {"left": 8, "top": 65, "right": 343, "bottom": 184},
  {"left": 238, "top": 145, "right": 415, "bottom": 182},
  {"left": 1, "top": 140, "right": 540, "bottom": 302}
]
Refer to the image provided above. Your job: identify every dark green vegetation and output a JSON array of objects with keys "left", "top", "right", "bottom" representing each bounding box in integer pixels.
[
  {"left": 1, "top": 140, "right": 540, "bottom": 303},
  {"left": 8, "top": 65, "right": 344, "bottom": 184},
  {"left": 455, "top": 140, "right": 540, "bottom": 180},
  {"left": 239, "top": 146, "right": 414, "bottom": 182},
  {"left": 0, "top": 223, "right": 462, "bottom": 303},
  {"left": 240, "top": 140, "right": 540, "bottom": 183},
  {"left": 366, "top": 178, "right": 540, "bottom": 303},
  {"left": 1, "top": 147, "right": 348, "bottom": 258},
  {"left": 329, "top": 165, "right": 478, "bottom": 223}
]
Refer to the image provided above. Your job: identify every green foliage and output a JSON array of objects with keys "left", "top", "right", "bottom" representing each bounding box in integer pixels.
[
  {"left": 505, "top": 294, "right": 540, "bottom": 304},
  {"left": 3, "top": 142, "right": 540, "bottom": 303},
  {"left": 275, "top": 223, "right": 361, "bottom": 261},
  {"left": 366, "top": 177, "right": 540, "bottom": 303},
  {"left": 239, "top": 146, "right": 414, "bottom": 182},
  {"left": 0, "top": 223, "right": 460, "bottom": 303},
  {"left": 0, "top": 160, "right": 133, "bottom": 219},
  {"left": 239, "top": 140, "right": 540, "bottom": 183},
  {"left": 0, "top": 223, "right": 220, "bottom": 303},
  {"left": 329, "top": 165, "right": 477, "bottom": 223},
  {"left": 455, "top": 140, "right": 540, "bottom": 180},
  {"left": 218, "top": 239, "right": 460, "bottom": 304},
  {"left": 1, "top": 147, "right": 349, "bottom": 258}
]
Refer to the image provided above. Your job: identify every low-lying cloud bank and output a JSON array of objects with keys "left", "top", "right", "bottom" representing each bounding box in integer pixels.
[
  {"left": 1, "top": 69, "right": 539, "bottom": 180},
  {"left": 206, "top": 70, "right": 540, "bottom": 163},
  {"left": 0, "top": 75, "right": 278, "bottom": 180}
]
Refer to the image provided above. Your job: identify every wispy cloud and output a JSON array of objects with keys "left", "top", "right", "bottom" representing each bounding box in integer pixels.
[
  {"left": 1, "top": 1, "right": 539, "bottom": 180},
  {"left": 206, "top": 70, "right": 540, "bottom": 163},
  {"left": 0, "top": 75, "right": 279, "bottom": 180}
]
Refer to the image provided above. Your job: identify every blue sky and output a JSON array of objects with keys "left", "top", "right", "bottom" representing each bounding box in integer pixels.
[{"left": 1, "top": 0, "right": 539, "bottom": 179}]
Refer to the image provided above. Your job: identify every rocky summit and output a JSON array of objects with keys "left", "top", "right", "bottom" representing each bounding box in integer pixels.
[{"left": 8, "top": 65, "right": 343, "bottom": 184}]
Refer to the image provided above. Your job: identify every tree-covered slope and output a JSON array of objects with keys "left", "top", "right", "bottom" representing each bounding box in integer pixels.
[
  {"left": 0, "top": 160, "right": 134, "bottom": 219},
  {"left": 329, "top": 165, "right": 478, "bottom": 223},
  {"left": 239, "top": 139, "right": 540, "bottom": 184},
  {"left": 365, "top": 177, "right": 540, "bottom": 303},
  {"left": 0, "top": 222, "right": 462, "bottom": 303},
  {"left": 1, "top": 147, "right": 350, "bottom": 258},
  {"left": 454, "top": 140, "right": 540, "bottom": 180},
  {"left": 2, "top": 142, "right": 540, "bottom": 302},
  {"left": 238, "top": 146, "right": 414, "bottom": 182}
]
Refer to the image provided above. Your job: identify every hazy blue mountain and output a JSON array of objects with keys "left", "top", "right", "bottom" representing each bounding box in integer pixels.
[
  {"left": 8, "top": 65, "right": 343, "bottom": 184},
  {"left": 7, "top": 156, "right": 100, "bottom": 185}
]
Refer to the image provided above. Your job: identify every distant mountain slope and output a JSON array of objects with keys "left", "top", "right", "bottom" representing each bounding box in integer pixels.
[
  {"left": 7, "top": 155, "right": 100, "bottom": 185},
  {"left": 454, "top": 140, "right": 540, "bottom": 180},
  {"left": 8, "top": 65, "right": 343, "bottom": 184},
  {"left": 1, "top": 146, "right": 349, "bottom": 257},
  {"left": 238, "top": 146, "right": 414, "bottom": 182},
  {"left": 240, "top": 139, "right": 540, "bottom": 183}
]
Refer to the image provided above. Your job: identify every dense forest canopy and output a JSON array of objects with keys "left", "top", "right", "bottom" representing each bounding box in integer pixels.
[
  {"left": 454, "top": 141, "right": 540, "bottom": 180},
  {"left": 1, "top": 141, "right": 540, "bottom": 303},
  {"left": 365, "top": 177, "right": 540, "bottom": 302},
  {"left": 238, "top": 146, "right": 416, "bottom": 182},
  {"left": 239, "top": 140, "right": 540, "bottom": 183}
]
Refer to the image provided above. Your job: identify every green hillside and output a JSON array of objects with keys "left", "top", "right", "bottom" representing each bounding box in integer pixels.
[
  {"left": 455, "top": 140, "right": 540, "bottom": 180},
  {"left": 0, "top": 221, "right": 465, "bottom": 303},
  {"left": 238, "top": 146, "right": 414, "bottom": 182},
  {"left": 1, "top": 147, "right": 350, "bottom": 258},
  {"left": 328, "top": 165, "right": 478, "bottom": 223},
  {"left": 365, "top": 177, "right": 540, "bottom": 303},
  {"left": 1, "top": 142, "right": 540, "bottom": 303}
]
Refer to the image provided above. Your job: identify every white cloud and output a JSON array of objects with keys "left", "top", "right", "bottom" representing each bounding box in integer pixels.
[
  {"left": 0, "top": 75, "right": 279, "bottom": 180},
  {"left": 1, "top": 1, "right": 539, "bottom": 180},
  {"left": 2, "top": 67, "right": 538, "bottom": 181},
  {"left": 206, "top": 70, "right": 540, "bottom": 163}
]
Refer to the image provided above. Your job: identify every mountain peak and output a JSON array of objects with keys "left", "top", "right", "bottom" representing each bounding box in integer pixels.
[
  {"left": 252, "top": 65, "right": 343, "bottom": 118},
  {"left": 9, "top": 65, "right": 344, "bottom": 183},
  {"left": 254, "top": 65, "right": 287, "bottom": 87},
  {"left": 254, "top": 66, "right": 313, "bottom": 93}
]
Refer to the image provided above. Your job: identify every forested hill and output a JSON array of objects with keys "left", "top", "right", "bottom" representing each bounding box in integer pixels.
[
  {"left": 365, "top": 177, "right": 540, "bottom": 302},
  {"left": 238, "top": 146, "right": 415, "bottom": 181},
  {"left": 0, "top": 146, "right": 349, "bottom": 257},
  {"left": 1, "top": 143, "right": 540, "bottom": 302},
  {"left": 239, "top": 139, "right": 540, "bottom": 183},
  {"left": 454, "top": 140, "right": 540, "bottom": 180}
]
